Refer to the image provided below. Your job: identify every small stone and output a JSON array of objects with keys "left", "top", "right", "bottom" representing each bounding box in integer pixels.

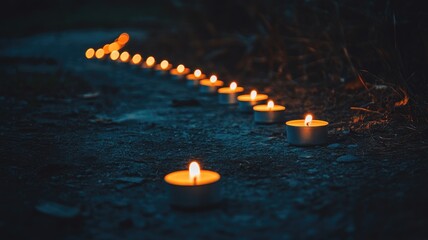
[
  {"left": 327, "top": 143, "right": 341, "bottom": 149},
  {"left": 298, "top": 153, "right": 313, "bottom": 159},
  {"left": 307, "top": 168, "right": 318, "bottom": 174},
  {"left": 35, "top": 201, "right": 80, "bottom": 219},
  {"left": 336, "top": 154, "right": 360, "bottom": 163},
  {"left": 347, "top": 144, "right": 358, "bottom": 149}
]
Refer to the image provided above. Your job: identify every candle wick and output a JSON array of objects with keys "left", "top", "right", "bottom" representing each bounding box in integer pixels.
[
  {"left": 193, "top": 176, "right": 197, "bottom": 185},
  {"left": 306, "top": 122, "right": 310, "bottom": 126}
]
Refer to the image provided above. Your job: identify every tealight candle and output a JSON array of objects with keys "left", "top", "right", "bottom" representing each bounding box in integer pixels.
[
  {"left": 253, "top": 100, "right": 286, "bottom": 124},
  {"left": 154, "top": 60, "right": 173, "bottom": 76},
  {"left": 170, "top": 64, "right": 190, "bottom": 80},
  {"left": 130, "top": 53, "right": 142, "bottom": 65},
  {"left": 285, "top": 114, "right": 329, "bottom": 146},
  {"left": 119, "top": 51, "right": 130, "bottom": 63},
  {"left": 110, "top": 50, "right": 120, "bottom": 61},
  {"left": 186, "top": 69, "right": 206, "bottom": 87},
  {"left": 142, "top": 56, "right": 156, "bottom": 72},
  {"left": 95, "top": 48, "right": 105, "bottom": 59},
  {"left": 237, "top": 90, "right": 268, "bottom": 112},
  {"left": 85, "top": 48, "right": 95, "bottom": 59},
  {"left": 217, "top": 82, "right": 244, "bottom": 104},
  {"left": 164, "top": 161, "right": 221, "bottom": 209},
  {"left": 199, "top": 75, "right": 224, "bottom": 94}
]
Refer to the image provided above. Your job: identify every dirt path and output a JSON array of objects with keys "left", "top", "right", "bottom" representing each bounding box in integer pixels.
[{"left": 1, "top": 30, "right": 427, "bottom": 239}]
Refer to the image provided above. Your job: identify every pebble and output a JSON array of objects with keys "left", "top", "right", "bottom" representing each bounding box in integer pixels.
[
  {"left": 116, "top": 177, "right": 144, "bottom": 184},
  {"left": 327, "top": 143, "right": 341, "bottom": 149},
  {"left": 347, "top": 144, "right": 358, "bottom": 149},
  {"left": 336, "top": 154, "right": 360, "bottom": 163}
]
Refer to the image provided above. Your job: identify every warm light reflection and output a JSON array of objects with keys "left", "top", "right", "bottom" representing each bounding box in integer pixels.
[
  {"left": 305, "top": 114, "right": 313, "bottom": 126},
  {"left": 110, "top": 50, "right": 119, "bottom": 61},
  {"left": 117, "top": 33, "right": 130, "bottom": 45},
  {"left": 95, "top": 49, "right": 105, "bottom": 59},
  {"left": 85, "top": 48, "right": 95, "bottom": 59},
  {"left": 145, "top": 56, "right": 155, "bottom": 66},
  {"left": 189, "top": 161, "right": 201, "bottom": 184},
  {"left": 250, "top": 90, "right": 257, "bottom": 100},
  {"left": 177, "top": 64, "right": 185, "bottom": 73},
  {"left": 194, "top": 69, "right": 202, "bottom": 77},
  {"left": 230, "top": 82, "right": 237, "bottom": 91},
  {"left": 120, "top": 51, "right": 130, "bottom": 62},
  {"left": 267, "top": 100, "right": 274, "bottom": 110},
  {"left": 210, "top": 75, "right": 217, "bottom": 83},
  {"left": 131, "top": 54, "right": 142, "bottom": 64},
  {"left": 108, "top": 42, "right": 120, "bottom": 52}
]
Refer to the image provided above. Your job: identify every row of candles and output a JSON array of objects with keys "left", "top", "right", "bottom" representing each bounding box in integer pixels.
[{"left": 85, "top": 33, "right": 330, "bottom": 209}]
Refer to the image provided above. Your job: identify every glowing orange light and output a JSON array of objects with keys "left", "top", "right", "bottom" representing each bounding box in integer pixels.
[
  {"left": 305, "top": 114, "right": 313, "bottom": 126},
  {"left": 85, "top": 48, "right": 95, "bottom": 59},
  {"left": 146, "top": 56, "right": 155, "bottom": 67},
  {"left": 103, "top": 44, "right": 110, "bottom": 54},
  {"left": 95, "top": 48, "right": 105, "bottom": 59},
  {"left": 120, "top": 51, "right": 130, "bottom": 62},
  {"left": 177, "top": 64, "right": 185, "bottom": 73},
  {"left": 230, "top": 82, "right": 237, "bottom": 91},
  {"left": 267, "top": 100, "right": 274, "bottom": 110},
  {"left": 250, "top": 90, "right": 257, "bottom": 100},
  {"left": 117, "top": 33, "right": 130, "bottom": 45},
  {"left": 110, "top": 50, "right": 119, "bottom": 61},
  {"left": 131, "top": 54, "right": 142, "bottom": 64},
  {"left": 210, "top": 75, "right": 217, "bottom": 83},
  {"left": 189, "top": 161, "right": 201, "bottom": 184},
  {"left": 160, "top": 60, "right": 169, "bottom": 70},
  {"left": 108, "top": 42, "right": 120, "bottom": 52},
  {"left": 194, "top": 69, "right": 202, "bottom": 77}
]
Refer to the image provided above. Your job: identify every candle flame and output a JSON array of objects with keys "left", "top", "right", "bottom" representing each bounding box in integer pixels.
[
  {"left": 177, "top": 64, "right": 185, "bottom": 73},
  {"left": 120, "top": 51, "right": 130, "bottom": 62},
  {"left": 146, "top": 56, "right": 155, "bottom": 66},
  {"left": 131, "top": 54, "right": 142, "bottom": 64},
  {"left": 85, "top": 48, "right": 95, "bottom": 59},
  {"left": 95, "top": 48, "right": 105, "bottom": 59},
  {"left": 189, "top": 161, "right": 200, "bottom": 184},
  {"left": 230, "top": 82, "right": 237, "bottom": 91},
  {"left": 305, "top": 114, "right": 313, "bottom": 126},
  {"left": 160, "top": 60, "right": 169, "bottom": 70},
  {"left": 267, "top": 100, "right": 274, "bottom": 110},
  {"left": 210, "top": 75, "right": 217, "bottom": 83},
  {"left": 110, "top": 50, "right": 119, "bottom": 61},
  {"left": 250, "top": 90, "right": 257, "bottom": 100},
  {"left": 194, "top": 69, "right": 201, "bottom": 77},
  {"left": 117, "top": 33, "right": 130, "bottom": 45}
]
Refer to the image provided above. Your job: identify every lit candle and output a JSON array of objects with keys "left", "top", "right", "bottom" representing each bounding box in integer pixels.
[
  {"left": 130, "top": 53, "right": 142, "bottom": 65},
  {"left": 110, "top": 50, "right": 120, "bottom": 61},
  {"left": 95, "top": 48, "right": 105, "bottom": 59},
  {"left": 237, "top": 90, "right": 268, "bottom": 112},
  {"left": 199, "top": 75, "right": 224, "bottom": 94},
  {"left": 154, "top": 60, "right": 172, "bottom": 75},
  {"left": 85, "top": 48, "right": 95, "bottom": 59},
  {"left": 186, "top": 69, "right": 206, "bottom": 87},
  {"left": 217, "top": 82, "right": 244, "bottom": 104},
  {"left": 142, "top": 56, "right": 156, "bottom": 71},
  {"left": 170, "top": 64, "right": 190, "bottom": 80},
  {"left": 164, "top": 161, "right": 221, "bottom": 209},
  {"left": 253, "top": 100, "right": 285, "bottom": 123},
  {"left": 285, "top": 114, "right": 329, "bottom": 146},
  {"left": 119, "top": 51, "right": 130, "bottom": 63}
]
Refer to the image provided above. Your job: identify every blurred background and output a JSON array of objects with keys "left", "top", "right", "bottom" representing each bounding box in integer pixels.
[{"left": 2, "top": 0, "right": 427, "bottom": 121}]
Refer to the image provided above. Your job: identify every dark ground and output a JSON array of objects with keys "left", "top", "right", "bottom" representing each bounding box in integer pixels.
[{"left": 1, "top": 1, "right": 428, "bottom": 239}]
